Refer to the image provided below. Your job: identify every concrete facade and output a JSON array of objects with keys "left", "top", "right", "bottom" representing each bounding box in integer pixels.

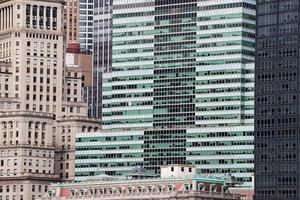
[
  {"left": 161, "top": 165, "right": 196, "bottom": 179},
  {"left": 0, "top": 0, "right": 100, "bottom": 199}
]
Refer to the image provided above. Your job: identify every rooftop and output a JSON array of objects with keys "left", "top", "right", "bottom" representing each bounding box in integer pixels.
[{"left": 52, "top": 174, "right": 226, "bottom": 187}]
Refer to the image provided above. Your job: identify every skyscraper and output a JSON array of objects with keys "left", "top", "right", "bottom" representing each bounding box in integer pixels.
[
  {"left": 90, "top": 0, "right": 112, "bottom": 118},
  {"left": 0, "top": 0, "right": 100, "bottom": 199},
  {"left": 0, "top": 0, "right": 64, "bottom": 198},
  {"left": 79, "top": 0, "right": 94, "bottom": 52},
  {"left": 64, "top": 0, "right": 94, "bottom": 53},
  {"left": 64, "top": 0, "right": 80, "bottom": 52},
  {"left": 77, "top": 0, "right": 255, "bottom": 187},
  {"left": 255, "top": 1, "right": 299, "bottom": 199}
]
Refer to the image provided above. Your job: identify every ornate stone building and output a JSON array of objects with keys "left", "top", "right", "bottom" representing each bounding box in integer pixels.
[
  {"left": 41, "top": 165, "right": 247, "bottom": 200},
  {"left": 0, "top": 0, "right": 100, "bottom": 199}
]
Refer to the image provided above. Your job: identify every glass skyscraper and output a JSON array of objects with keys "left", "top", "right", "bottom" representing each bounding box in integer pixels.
[
  {"left": 79, "top": 0, "right": 94, "bottom": 51},
  {"left": 90, "top": 0, "right": 112, "bottom": 118},
  {"left": 255, "top": 0, "right": 300, "bottom": 199},
  {"left": 76, "top": 0, "right": 255, "bottom": 187}
]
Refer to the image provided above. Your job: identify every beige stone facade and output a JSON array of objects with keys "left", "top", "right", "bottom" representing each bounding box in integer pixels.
[
  {"left": 0, "top": 0, "right": 100, "bottom": 199},
  {"left": 55, "top": 116, "right": 99, "bottom": 182}
]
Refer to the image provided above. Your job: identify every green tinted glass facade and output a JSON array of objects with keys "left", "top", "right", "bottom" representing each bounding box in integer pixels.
[{"left": 76, "top": 0, "right": 255, "bottom": 187}]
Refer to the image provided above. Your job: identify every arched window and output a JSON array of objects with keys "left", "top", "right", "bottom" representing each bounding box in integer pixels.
[
  {"left": 80, "top": 189, "right": 86, "bottom": 196},
  {"left": 184, "top": 183, "right": 191, "bottom": 191},
  {"left": 8, "top": 121, "right": 13, "bottom": 128},
  {"left": 168, "top": 184, "right": 175, "bottom": 192},
  {"left": 89, "top": 188, "right": 96, "bottom": 196},
  {"left": 98, "top": 187, "right": 105, "bottom": 195},
  {"left": 222, "top": 185, "right": 228, "bottom": 193},
  {"left": 118, "top": 187, "right": 125, "bottom": 194},
  {"left": 137, "top": 186, "right": 144, "bottom": 193},
  {"left": 147, "top": 185, "right": 155, "bottom": 193},
  {"left": 127, "top": 186, "right": 135, "bottom": 194},
  {"left": 210, "top": 184, "right": 216, "bottom": 193},
  {"left": 158, "top": 185, "right": 165, "bottom": 193},
  {"left": 70, "top": 189, "right": 77, "bottom": 196},
  {"left": 108, "top": 187, "right": 115, "bottom": 194},
  {"left": 198, "top": 183, "right": 205, "bottom": 192}
]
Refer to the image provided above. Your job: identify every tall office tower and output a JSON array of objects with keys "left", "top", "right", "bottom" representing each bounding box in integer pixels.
[
  {"left": 64, "top": 0, "right": 80, "bottom": 52},
  {"left": 76, "top": 0, "right": 255, "bottom": 186},
  {"left": 0, "top": 0, "right": 63, "bottom": 199},
  {"left": 64, "top": 0, "right": 93, "bottom": 53},
  {"left": 78, "top": 0, "right": 93, "bottom": 52},
  {"left": 0, "top": 0, "right": 100, "bottom": 199},
  {"left": 255, "top": 1, "right": 300, "bottom": 199},
  {"left": 90, "top": 0, "right": 112, "bottom": 118}
]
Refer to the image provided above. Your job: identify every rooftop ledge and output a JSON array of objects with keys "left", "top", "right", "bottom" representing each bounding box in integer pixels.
[
  {"left": 0, "top": 111, "right": 54, "bottom": 118},
  {"left": 52, "top": 175, "right": 225, "bottom": 187},
  {"left": 0, "top": 0, "right": 64, "bottom": 4}
]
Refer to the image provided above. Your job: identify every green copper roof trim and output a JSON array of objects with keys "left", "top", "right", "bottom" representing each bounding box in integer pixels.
[
  {"left": 52, "top": 176, "right": 225, "bottom": 187},
  {"left": 193, "top": 177, "right": 225, "bottom": 183}
]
